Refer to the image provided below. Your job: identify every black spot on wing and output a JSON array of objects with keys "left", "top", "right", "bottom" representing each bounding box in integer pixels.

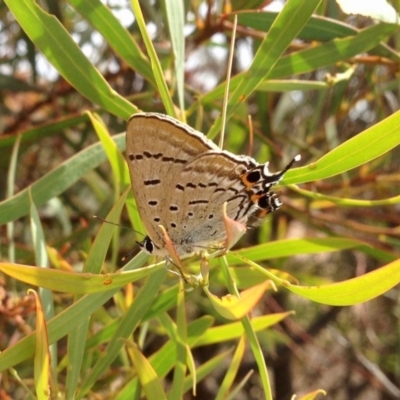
[
  {"left": 144, "top": 179, "right": 161, "bottom": 186},
  {"left": 246, "top": 170, "right": 261, "bottom": 183},
  {"left": 162, "top": 156, "right": 187, "bottom": 164},
  {"left": 188, "top": 200, "right": 209, "bottom": 205}
]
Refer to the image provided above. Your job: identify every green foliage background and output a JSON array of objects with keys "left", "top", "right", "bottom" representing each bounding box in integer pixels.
[{"left": 0, "top": 0, "right": 400, "bottom": 399}]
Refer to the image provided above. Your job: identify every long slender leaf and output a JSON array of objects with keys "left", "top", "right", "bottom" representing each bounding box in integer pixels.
[
  {"left": 68, "top": 0, "right": 155, "bottom": 85},
  {"left": 6, "top": 0, "right": 135, "bottom": 118},
  {"left": 285, "top": 257, "right": 400, "bottom": 305},
  {"left": 234, "top": 11, "right": 400, "bottom": 60},
  {"left": 198, "top": 23, "right": 398, "bottom": 109},
  {"left": 131, "top": 0, "right": 175, "bottom": 116},
  {"left": 283, "top": 109, "right": 400, "bottom": 184},
  {"left": 0, "top": 133, "right": 125, "bottom": 225},
  {"left": 164, "top": 0, "right": 185, "bottom": 116},
  {"left": 0, "top": 251, "right": 149, "bottom": 372},
  {"left": 29, "top": 289, "right": 51, "bottom": 400},
  {"left": 208, "top": 0, "right": 321, "bottom": 138},
  {"left": 77, "top": 269, "right": 167, "bottom": 398}
]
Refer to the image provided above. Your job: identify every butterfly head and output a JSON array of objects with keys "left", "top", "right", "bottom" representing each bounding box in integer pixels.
[{"left": 137, "top": 236, "right": 156, "bottom": 254}]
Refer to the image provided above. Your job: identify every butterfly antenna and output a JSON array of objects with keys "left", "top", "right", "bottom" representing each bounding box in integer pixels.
[
  {"left": 275, "top": 154, "right": 301, "bottom": 179},
  {"left": 93, "top": 215, "right": 144, "bottom": 236}
]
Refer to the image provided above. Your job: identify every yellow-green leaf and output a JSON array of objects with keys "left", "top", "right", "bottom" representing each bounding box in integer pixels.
[
  {"left": 29, "top": 289, "right": 51, "bottom": 400},
  {"left": 297, "top": 389, "right": 327, "bottom": 400},
  {"left": 126, "top": 342, "right": 167, "bottom": 400},
  {"left": 0, "top": 262, "right": 163, "bottom": 294},
  {"left": 204, "top": 281, "right": 273, "bottom": 320},
  {"left": 5, "top": 0, "right": 134, "bottom": 118},
  {"left": 284, "top": 258, "right": 400, "bottom": 305}
]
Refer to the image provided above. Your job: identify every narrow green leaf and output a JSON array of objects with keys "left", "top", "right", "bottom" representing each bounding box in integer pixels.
[
  {"left": 216, "top": 336, "right": 245, "bottom": 400},
  {"left": 0, "top": 261, "right": 163, "bottom": 294},
  {"left": 291, "top": 185, "right": 400, "bottom": 207},
  {"left": 238, "top": 315, "right": 272, "bottom": 399},
  {"left": 131, "top": 0, "right": 175, "bottom": 116},
  {"left": 119, "top": 348, "right": 232, "bottom": 400},
  {"left": 198, "top": 23, "right": 398, "bottom": 110},
  {"left": 234, "top": 11, "right": 400, "bottom": 60},
  {"left": 0, "top": 133, "right": 125, "bottom": 225},
  {"left": 283, "top": 109, "right": 400, "bottom": 184},
  {"left": 164, "top": 0, "right": 185, "bottom": 115},
  {"left": 87, "top": 112, "right": 129, "bottom": 189},
  {"left": 65, "top": 190, "right": 129, "bottom": 397},
  {"left": 127, "top": 343, "right": 167, "bottom": 400},
  {"left": 85, "top": 286, "right": 181, "bottom": 350},
  {"left": 181, "top": 350, "right": 234, "bottom": 395},
  {"left": 77, "top": 269, "right": 167, "bottom": 397},
  {"left": 29, "top": 191, "right": 58, "bottom": 384},
  {"left": 194, "top": 313, "right": 292, "bottom": 346},
  {"left": 0, "top": 114, "right": 88, "bottom": 149},
  {"left": 168, "top": 281, "right": 187, "bottom": 400},
  {"left": 257, "top": 79, "right": 328, "bottom": 92},
  {"left": 6, "top": 0, "right": 135, "bottom": 118},
  {"left": 214, "top": 237, "right": 368, "bottom": 266},
  {"left": 29, "top": 191, "right": 54, "bottom": 318},
  {"left": 66, "top": 321, "right": 90, "bottom": 400},
  {"left": 6, "top": 133, "right": 21, "bottom": 264},
  {"left": 284, "top": 258, "right": 400, "bottom": 305},
  {"left": 208, "top": 0, "right": 321, "bottom": 138},
  {"left": 269, "top": 22, "right": 399, "bottom": 80},
  {"left": 85, "top": 190, "right": 129, "bottom": 274},
  {"left": 0, "top": 250, "right": 149, "bottom": 372},
  {"left": 68, "top": 0, "right": 155, "bottom": 85},
  {"left": 298, "top": 389, "right": 327, "bottom": 400},
  {"left": 29, "top": 289, "right": 51, "bottom": 400}
]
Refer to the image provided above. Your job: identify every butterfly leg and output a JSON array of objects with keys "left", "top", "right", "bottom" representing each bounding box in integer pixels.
[{"left": 158, "top": 224, "right": 203, "bottom": 287}]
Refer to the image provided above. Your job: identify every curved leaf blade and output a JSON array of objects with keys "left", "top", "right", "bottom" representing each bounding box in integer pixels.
[
  {"left": 284, "top": 258, "right": 400, "bottom": 305},
  {"left": 0, "top": 262, "right": 163, "bottom": 293},
  {"left": 6, "top": 0, "right": 135, "bottom": 118},
  {"left": 283, "top": 109, "right": 400, "bottom": 184},
  {"left": 0, "top": 133, "right": 125, "bottom": 225}
]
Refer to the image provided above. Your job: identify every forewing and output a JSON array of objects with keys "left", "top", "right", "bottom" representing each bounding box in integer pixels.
[{"left": 126, "top": 113, "right": 218, "bottom": 249}]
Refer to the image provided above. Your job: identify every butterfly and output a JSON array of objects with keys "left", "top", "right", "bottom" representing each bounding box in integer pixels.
[{"left": 126, "top": 112, "right": 299, "bottom": 259}]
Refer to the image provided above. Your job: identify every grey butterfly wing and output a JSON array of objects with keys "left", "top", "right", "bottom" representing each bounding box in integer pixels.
[
  {"left": 165, "top": 150, "right": 289, "bottom": 255},
  {"left": 126, "top": 113, "right": 219, "bottom": 251},
  {"left": 164, "top": 151, "right": 260, "bottom": 254}
]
